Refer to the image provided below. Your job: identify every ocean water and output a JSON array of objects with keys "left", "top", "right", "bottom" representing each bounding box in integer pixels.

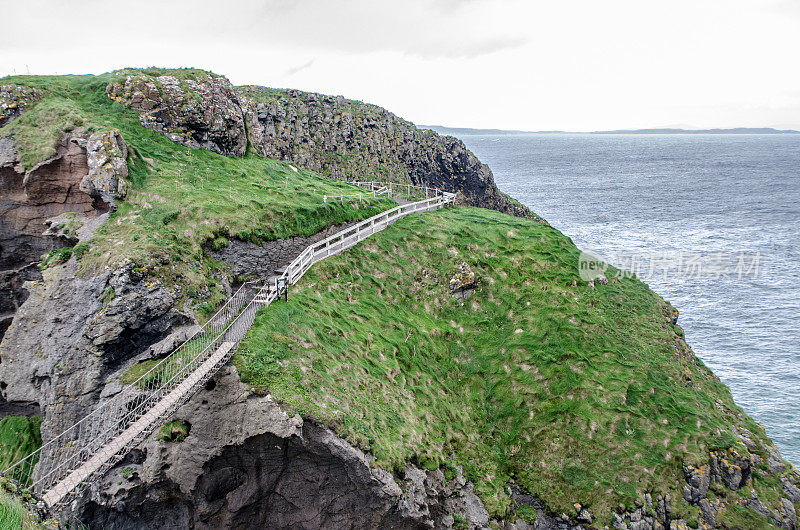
[{"left": 457, "top": 133, "right": 800, "bottom": 466}]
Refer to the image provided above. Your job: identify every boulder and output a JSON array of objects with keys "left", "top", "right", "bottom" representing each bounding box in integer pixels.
[
  {"left": 79, "top": 130, "right": 128, "bottom": 208},
  {"left": 107, "top": 73, "right": 247, "bottom": 157},
  {"left": 683, "top": 467, "right": 709, "bottom": 503},
  {"left": 0, "top": 84, "right": 41, "bottom": 127},
  {"left": 709, "top": 448, "right": 752, "bottom": 490}
]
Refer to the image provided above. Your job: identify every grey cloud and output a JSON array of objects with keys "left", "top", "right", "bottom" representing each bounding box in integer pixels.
[
  {"left": 403, "top": 36, "right": 528, "bottom": 59},
  {"left": 232, "top": 0, "right": 529, "bottom": 59},
  {"left": 0, "top": 0, "right": 529, "bottom": 60},
  {"left": 285, "top": 59, "right": 315, "bottom": 76}
]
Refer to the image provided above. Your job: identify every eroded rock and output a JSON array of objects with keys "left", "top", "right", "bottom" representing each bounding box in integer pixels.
[
  {"left": 0, "top": 135, "right": 97, "bottom": 266},
  {"left": 79, "top": 130, "right": 128, "bottom": 208},
  {"left": 107, "top": 73, "right": 247, "bottom": 157},
  {"left": 78, "top": 366, "right": 492, "bottom": 529},
  {"left": 0, "top": 84, "right": 41, "bottom": 127}
]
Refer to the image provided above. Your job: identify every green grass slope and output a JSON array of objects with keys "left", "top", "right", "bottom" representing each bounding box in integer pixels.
[
  {"left": 237, "top": 207, "right": 791, "bottom": 525},
  {"left": 0, "top": 489, "right": 48, "bottom": 530},
  {"left": 0, "top": 416, "right": 41, "bottom": 481},
  {"left": 0, "top": 416, "right": 47, "bottom": 529},
  {"left": 1, "top": 71, "right": 393, "bottom": 314}
]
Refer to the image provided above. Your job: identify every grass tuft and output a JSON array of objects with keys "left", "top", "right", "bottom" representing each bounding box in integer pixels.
[
  {"left": 236, "top": 207, "right": 784, "bottom": 524},
  {"left": 1, "top": 72, "right": 396, "bottom": 319},
  {"left": 0, "top": 416, "right": 42, "bottom": 485},
  {"left": 0, "top": 489, "right": 45, "bottom": 529},
  {"left": 157, "top": 420, "right": 190, "bottom": 442},
  {"left": 38, "top": 247, "right": 72, "bottom": 271}
]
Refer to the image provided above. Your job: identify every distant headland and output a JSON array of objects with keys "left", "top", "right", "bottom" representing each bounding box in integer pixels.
[{"left": 422, "top": 125, "right": 800, "bottom": 136}]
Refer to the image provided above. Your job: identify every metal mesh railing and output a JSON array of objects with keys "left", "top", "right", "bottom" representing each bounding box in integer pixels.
[
  {"left": 0, "top": 182, "right": 454, "bottom": 510},
  {"left": 1, "top": 280, "right": 260, "bottom": 503}
]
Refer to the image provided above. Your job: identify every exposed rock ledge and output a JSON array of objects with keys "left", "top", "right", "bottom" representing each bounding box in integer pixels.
[
  {"left": 107, "top": 71, "right": 531, "bottom": 219},
  {"left": 78, "top": 366, "right": 491, "bottom": 529},
  {"left": 1, "top": 84, "right": 41, "bottom": 128},
  {"left": 207, "top": 220, "right": 361, "bottom": 278}
]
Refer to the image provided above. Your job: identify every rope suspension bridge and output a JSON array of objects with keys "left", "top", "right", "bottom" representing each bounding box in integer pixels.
[{"left": 1, "top": 181, "right": 455, "bottom": 512}]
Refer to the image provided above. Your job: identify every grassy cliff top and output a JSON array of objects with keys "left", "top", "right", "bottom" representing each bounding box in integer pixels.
[
  {"left": 1, "top": 73, "right": 393, "bottom": 313},
  {"left": 237, "top": 207, "right": 791, "bottom": 526},
  {"left": 237, "top": 84, "right": 398, "bottom": 121}
]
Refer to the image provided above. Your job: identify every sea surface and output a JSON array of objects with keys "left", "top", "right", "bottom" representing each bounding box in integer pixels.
[{"left": 456, "top": 133, "right": 800, "bottom": 466}]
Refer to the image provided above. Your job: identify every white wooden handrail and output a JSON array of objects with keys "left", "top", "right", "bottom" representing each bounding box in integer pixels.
[{"left": 0, "top": 181, "right": 454, "bottom": 512}]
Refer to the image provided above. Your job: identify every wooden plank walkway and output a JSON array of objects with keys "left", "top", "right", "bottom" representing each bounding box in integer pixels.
[
  {"left": 19, "top": 182, "right": 455, "bottom": 509},
  {"left": 42, "top": 342, "right": 236, "bottom": 507}
]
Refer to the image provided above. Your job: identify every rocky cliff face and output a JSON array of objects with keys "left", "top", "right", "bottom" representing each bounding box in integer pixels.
[
  {"left": 107, "top": 72, "right": 531, "bottom": 219},
  {"left": 0, "top": 133, "right": 93, "bottom": 346},
  {"left": 78, "top": 366, "right": 492, "bottom": 529},
  {"left": 1, "top": 70, "right": 796, "bottom": 529},
  {"left": 0, "top": 255, "right": 194, "bottom": 439},
  {"left": 0, "top": 124, "right": 129, "bottom": 347},
  {"left": 239, "top": 86, "right": 530, "bottom": 218},
  {"left": 0, "top": 84, "right": 41, "bottom": 128}
]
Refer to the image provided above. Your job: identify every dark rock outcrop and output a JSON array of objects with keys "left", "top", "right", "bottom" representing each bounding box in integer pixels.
[
  {"left": 240, "top": 86, "right": 530, "bottom": 218},
  {"left": 0, "top": 84, "right": 41, "bottom": 128},
  {"left": 207, "top": 220, "right": 360, "bottom": 278},
  {"left": 104, "top": 71, "right": 530, "bottom": 218},
  {"left": 0, "top": 263, "right": 37, "bottom": 345},
  {"left": 107, "top": 72, "right": 248, "bottom": 157},
  {"left": 78, "top": 366, "right": 491, "bottom": 529}
]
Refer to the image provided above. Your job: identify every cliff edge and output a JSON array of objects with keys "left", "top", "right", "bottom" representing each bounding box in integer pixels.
[
  {"left": 0, "top": 69, "right": 797, "bottom": 530},
  {"left": 105, "top": 69, "right": 532, "bottom": 218}
]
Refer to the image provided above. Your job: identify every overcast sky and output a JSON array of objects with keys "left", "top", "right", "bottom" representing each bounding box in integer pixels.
[{"left": 2, "top": 0, "right": 799, "bottom": 131}]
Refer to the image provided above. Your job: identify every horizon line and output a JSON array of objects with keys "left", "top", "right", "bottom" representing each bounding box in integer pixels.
[{"left": 420, "top": 124, "right": 800, "bottom": 135}]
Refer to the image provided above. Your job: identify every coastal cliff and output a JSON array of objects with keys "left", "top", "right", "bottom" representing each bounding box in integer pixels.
[
  {"left": 106, "top": 70, "right": 531, "bottom": 218},
  {"left": 0, "top": 69, "right": 797, "bottom": 529}
]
